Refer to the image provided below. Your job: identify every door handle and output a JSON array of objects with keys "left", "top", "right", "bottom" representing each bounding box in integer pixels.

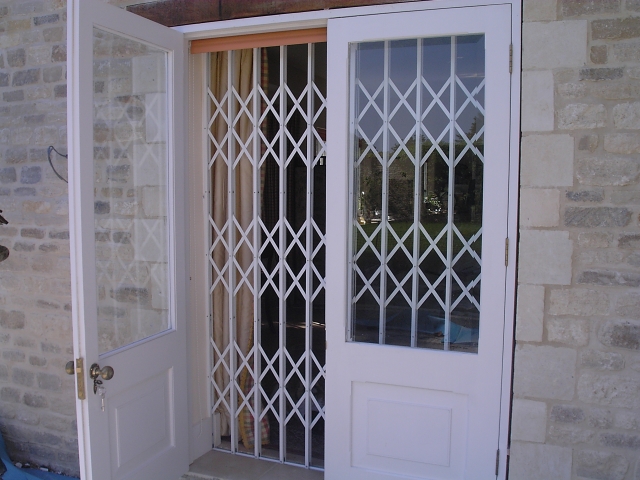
[
  {"left": 89, "top": 363, "right": 114, "bottom": 398},
  {"left": 90, "top": 363, "right": 114, "bottom": 381}
]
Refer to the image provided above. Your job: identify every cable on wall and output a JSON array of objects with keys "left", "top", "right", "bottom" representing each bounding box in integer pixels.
[{"left": 47, "top": 146, "right": 68, "bottom": 183}]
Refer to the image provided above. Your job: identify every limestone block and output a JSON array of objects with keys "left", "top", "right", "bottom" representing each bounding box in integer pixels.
[
  {"left": 559, "top": 0, "right": 620, "bottom": 17},
  {"left": 549, "top": 288, "right": 609, "bottom": 316},
  {"left": 546, "top": 317, "right": 589, "bottom": 346},
  {"left": 550, "top": 404, "right": 584, "bottom": 423},
  {"left": 590, "top": 45, "right": 608, "bottom": 64},
  {"left": 513, "top": 344, "right": 577, "bottom": 400},
  {"left": 518, "top": 230, "right": 572, "bottom": 285},
  {"left": 614, "top": 410, "right": 640, "bottom": 430},
  {"left": 577, "top": 155, "right": 640, "bottom": 186},
  {"left": 580, "top": 268, "right": 640, "bottom": 286},
  {"left": 579, "top": 67, "right": 623, "bottom": 81},
  {"left": 592, "top": 17, "right": 640, "bottom": 40},
  {"left": 616, "top": 293, "right": 640, "bottom": 317},
  {"left": 566, "top": 190, "right": 604, "bottom": 202},
  {"left": 520, "top": 189, "right": 560, "bottom": 227},
  {"left": 599, "top": 432, "right": 640, "bottom": 448},
  {"left": 565, "top": 207, "right": 631, "bottom": 227},
  {"left": 591, "top": 82, "right": 640, "bottom": 100},
  {"left": 557, "top": 104, "right": 606, "bottom": 130},
  {"left": 508, "top": 442, "right": 572, "bottom": 480},
  {"left": 523, "top": 0, "right": 556, "bottom": 21},
  {"left": 549, "top": 424, "right": 594, "bottom": 446},
  {"left": 511, "top": 399, "right": 547, "bottom": 442},
  {"left": 605, "top": 133, "right": 640, "bottom": 154},
  {"left": 523, "top": 21, "right": 587, "bottom": 69},
  {"left": 619, "top": 233, "right": 640, "bottom": 248},
  {"left": 26, "top": 44, "right": 51, "bottom": 66},
  {"left": 515, "top": 284, "right": 544, "bottom": 342},
  {"left": 521, "top": 71, "right": 554, "bottom": 132},
  {"left": 557, "top": 81, "right": 588, "bottom": 100},
  {"left": 521, "top": 134, "right": 574, "bottom": 187},
  {"left": 613, "top": 102, "right": 640, "bottom": 129},
  {"left": 581, "top": 349, "right": 625, "bottom": 371},
  {"left": 578, "top": 372, "right": 640, "bottom": 408},
  {"left": 612, "top": 191, "right": 640, "bottom": 204},
  {"left": 576, "top": 450, "right": 628, "bottom": 480},
  {"left": 599, "top": 320, "right": 640, "bottom": 350}
]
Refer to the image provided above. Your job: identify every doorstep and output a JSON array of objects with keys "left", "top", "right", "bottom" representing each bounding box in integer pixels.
[{"left": 181, "top": 450, "right": 323, "bottom": 480}]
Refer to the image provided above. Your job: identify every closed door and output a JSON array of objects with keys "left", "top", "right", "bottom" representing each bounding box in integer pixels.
[{"left": 325, "top": 4, "right": 513, "bottom": 479}]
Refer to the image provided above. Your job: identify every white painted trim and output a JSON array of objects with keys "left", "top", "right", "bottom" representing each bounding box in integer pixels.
[
  {"left": 499, "top": 2, "right": 522, "bottom": 478},
  {"left": 190, "top": 419, "right": 213, "bottom": 463},
  {"left": 175, "top": 0, "right": 518, "bottom": 39}
]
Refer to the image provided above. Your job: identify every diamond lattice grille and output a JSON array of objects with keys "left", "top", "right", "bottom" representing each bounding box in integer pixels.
[
  {"left": 208, "top": 44, "right": 327, "bottom": 469},
  {"left": 350, "top": 35, "right": 484, "bottom": 352}
]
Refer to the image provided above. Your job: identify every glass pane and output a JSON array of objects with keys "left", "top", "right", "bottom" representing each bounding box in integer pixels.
[
  {"left": 349, "top": 35, "right": 484, "bottom": 353},
  {"left": 93, "top": 27, "right": 170, "bottom": 354}
]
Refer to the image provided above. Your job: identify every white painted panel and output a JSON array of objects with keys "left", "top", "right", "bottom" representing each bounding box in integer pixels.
[
  {"left": 351, "top": 382, "right": 467, "bottom": 479},
  {"left": 367, "top": 399, "right": 451, "bottom": 466},
  {"left": 110, "top": 369, "right": 174, "bottom": 479}
]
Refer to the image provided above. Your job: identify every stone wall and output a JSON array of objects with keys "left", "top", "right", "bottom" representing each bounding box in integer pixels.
[
  {"left": 0, "top": 0, "right": 78, "bottom": 475},
  {"left": 512, "top": 1, "right": 640, "bottom": 479}
]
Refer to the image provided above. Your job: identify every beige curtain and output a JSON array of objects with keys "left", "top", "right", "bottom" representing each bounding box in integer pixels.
[{"left": 210, "top": 49, "right": 269, "bottom": 448}]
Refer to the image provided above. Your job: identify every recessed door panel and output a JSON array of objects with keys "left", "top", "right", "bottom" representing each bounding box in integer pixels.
[
  {"left": 351, "top": 381, "right": 469, "bottom": 479},
  {"left": 111, "top": 370, "right": 173, "bottom": 478}
]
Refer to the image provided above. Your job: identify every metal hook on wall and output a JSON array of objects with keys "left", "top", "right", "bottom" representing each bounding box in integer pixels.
[{"left": 0, "top": 209, "right": 8, "bottom": 262}]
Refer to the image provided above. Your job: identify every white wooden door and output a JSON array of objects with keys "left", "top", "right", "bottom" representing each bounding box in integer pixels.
[
  {"left": 67, "top": 1, "right": 188, "bottom": 478},
  {"left": 325, "top": 4, "right": 513, "bottom": 479}
]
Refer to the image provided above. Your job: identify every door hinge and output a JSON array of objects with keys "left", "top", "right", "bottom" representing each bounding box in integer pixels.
[
  {"left": 509, "top": 44, "right": 513, "bottom": 74},
  {"left": 495, "top": 449, "right": 500, "bottom": 476},
  {"left": 504, "top": 237, "right": 509, "bottom": 266},
  {"left": 75, "top": 358, "right": 86, "bottom": 400}
]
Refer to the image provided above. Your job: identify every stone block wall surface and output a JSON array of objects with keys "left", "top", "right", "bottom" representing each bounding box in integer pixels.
[
  {"left": 514, "top": 1, "right": 640, "bottom": 479},
  {"left": 0, "top": 0, "right": 79, "bottom": 475}
]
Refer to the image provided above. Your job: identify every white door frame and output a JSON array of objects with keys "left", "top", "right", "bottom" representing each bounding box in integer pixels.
[{"left": 179, "top": 0, "right": 520, "bottom": 476}]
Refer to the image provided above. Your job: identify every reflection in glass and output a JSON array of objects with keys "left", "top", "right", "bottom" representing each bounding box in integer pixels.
[
  {"left": 93, "top": 28, "right": 170, "bottom": 354},
  {"left": 350, "top": 35, "right": 484, "bottom": 353}
]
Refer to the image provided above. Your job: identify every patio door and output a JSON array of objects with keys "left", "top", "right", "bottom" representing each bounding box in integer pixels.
[
  {"left": 68, "top": 1, "right": 188, "bottom": 478},
  {"left": 325, "top": 4, "right": 513, "bottom": 479}
]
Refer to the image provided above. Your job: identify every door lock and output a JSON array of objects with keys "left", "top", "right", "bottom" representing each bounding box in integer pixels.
[
  {"left": 90, "top": 363, "right": 114, "bottom": 412},
  {"left": 90, "top": 363, "right": 114, "bottom": 392},
  {"left": 65, "top": 358, "right": 86, "bottom": 400}
]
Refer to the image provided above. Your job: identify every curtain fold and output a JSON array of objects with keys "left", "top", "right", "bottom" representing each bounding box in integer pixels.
[{"left": 210, "top": 48, "right": 269, "bottom": 449}]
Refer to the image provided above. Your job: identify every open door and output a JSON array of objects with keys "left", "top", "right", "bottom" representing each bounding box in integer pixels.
[
  {"left": 325, "top": 4, "right": 513, "bottom": 479},
  {"left": 67, "top": 1, "right": 188, "bottom": 478}
]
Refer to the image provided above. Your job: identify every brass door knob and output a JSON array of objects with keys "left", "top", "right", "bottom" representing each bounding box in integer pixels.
[
  {"left": 65, "top": 360, "right": 75, "bottom": 375},
  {"left": 90, "top": 363, "right": 114, "bottom": 381}
]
